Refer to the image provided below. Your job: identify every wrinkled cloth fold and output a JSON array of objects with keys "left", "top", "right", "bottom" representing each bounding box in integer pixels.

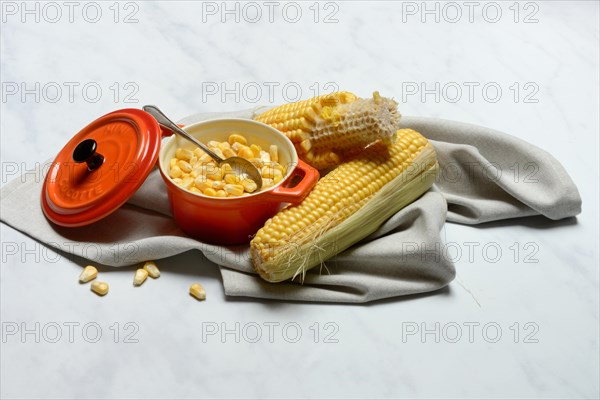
[{"left": 0, "top": 109, "right": 581, "bottom": 303}]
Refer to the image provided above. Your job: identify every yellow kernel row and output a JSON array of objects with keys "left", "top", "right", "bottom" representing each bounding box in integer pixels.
[{"left": 169, "top": 133, "right": 286, "bottom": 197}]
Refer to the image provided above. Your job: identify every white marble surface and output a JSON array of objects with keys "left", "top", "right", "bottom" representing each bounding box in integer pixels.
[{"left": 1, "top": 1, "right": 598, "bottom": 398}]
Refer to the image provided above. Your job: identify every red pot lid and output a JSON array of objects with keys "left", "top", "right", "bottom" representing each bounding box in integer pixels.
[{"left": 41, "top": 108, "right": 162, "bottom": 227}]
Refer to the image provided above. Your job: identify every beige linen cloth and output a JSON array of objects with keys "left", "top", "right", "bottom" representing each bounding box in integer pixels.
[{"left": 0, "top": 109, "right": 582, "bottom": 303}]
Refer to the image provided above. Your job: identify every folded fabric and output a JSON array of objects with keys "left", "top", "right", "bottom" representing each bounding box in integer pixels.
[{"left": 0, "top": 109, "right": 581, "bottom": 303}]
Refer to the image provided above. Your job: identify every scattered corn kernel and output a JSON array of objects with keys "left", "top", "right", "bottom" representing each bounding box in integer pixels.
[
  {"left": 133, "top": 269, "right": 148, "bottom": 286},
  {"left": 189, "top": 283, "right": 206, "bottom": 301},
  {"left": 79, "top": 265, "right": 98, "bottom": 283},
  {"left": 143, "top": 261, "right": 160, "bottom": 278},
  {"left": 91, "top": 281, "right": 109, "bottom": 296}
]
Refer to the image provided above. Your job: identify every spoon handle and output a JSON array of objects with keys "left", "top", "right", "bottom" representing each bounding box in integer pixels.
[{"left": 143, "top": 105, "right": 224, "bottom": 163}]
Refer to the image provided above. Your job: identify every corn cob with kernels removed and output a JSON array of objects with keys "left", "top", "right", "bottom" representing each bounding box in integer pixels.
[
  {"left": 254, "top": 91, "right": 401, "bottom": 170},
  {"left": 250, "top": 129, "right": 438, "bottom": 282}
]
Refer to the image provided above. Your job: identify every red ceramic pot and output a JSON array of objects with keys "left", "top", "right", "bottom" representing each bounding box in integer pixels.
[{"left": 158, "top": 118, "right": 319, "bottom": 244}]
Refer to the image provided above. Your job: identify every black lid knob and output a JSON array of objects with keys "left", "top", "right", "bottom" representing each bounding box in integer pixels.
[{"left": 73, "top": 139, "right": 104, "bottom": 171}]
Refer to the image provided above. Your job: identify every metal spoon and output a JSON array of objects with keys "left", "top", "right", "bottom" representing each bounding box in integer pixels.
[{"left": 143, "top": 105, "right": 262, "bottom": 190}]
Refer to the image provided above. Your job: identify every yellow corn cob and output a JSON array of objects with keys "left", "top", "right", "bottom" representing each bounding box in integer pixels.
[
  {"left": 251, "top": 129, "right": 438, "bottom": 283},
  {"left": 255, "top": 91, "right": 401, "bottom": 170}
]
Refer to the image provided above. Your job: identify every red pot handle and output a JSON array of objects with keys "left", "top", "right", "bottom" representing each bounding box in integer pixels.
[
  {"left": 159, "top": 123, "right": 184, "bottom": 138},
  {"left": 262, "top": 159, "right": 319, "bottom": 204}
]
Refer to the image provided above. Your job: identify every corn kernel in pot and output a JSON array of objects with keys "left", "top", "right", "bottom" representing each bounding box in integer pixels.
[
  {"left": 170, "top": 165, "right": 182, "bottom": 179},
  {"left": 228, "top": 134, "right": 247, "bottom": 145},
  {"left": 224, "top": 174, "right": 238, "bottom": 185},
  {"left": 178, "top": 160, "right": 192, "bottom": 173},
  {"left": 269, "top": 145, "right": 279, "bottom": 162},
  {"left": 199, "top": 153, "right": 213, "bottom": 163},
  {"left": 260, "top": 150, "right": 271, "bottom": 163},
  {"left": 169, "top": 133, "right": 286, "bottom": 198},
  {"left": 250, "top": 144, "right": 261, "bottom": 157},
  {"left": 211, "top": 180, "right": 225, "bottom": 190},
  {"left": 175, "top": 148, "right": 193, "bottom": 161},
  {"left": 231, "top": 142, "right": 244, "bottom": 152},
  {"left": 242, "top": 179, "right": 258, "bottom": 193},
  {"left": 217, "top": 142, "right": 231, "bottom": 151},
  {"left": 238, "top": 146, "right": 254, "bottom": 159},
  {"left": 221, "top": 163, "right": 234, "bottom": 175},
  {"left": 181, "top": 176, "right": 194, "bottom": 189},
  {"left": 224, "top": 184, "right": 244, "bottom": 196},
  {"left": 206, "top": 166, "right": 223, "bottom": 181},
  {"left": 194, "top": 176, "right": 211, "bottom": 191},
  {"left": 223, "top": 148, "right": 236, "bottom": 158}
]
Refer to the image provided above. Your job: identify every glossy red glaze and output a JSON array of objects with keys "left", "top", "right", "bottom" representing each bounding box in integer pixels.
[{"left": 41, "top": 109, "right": 161, "bottom": 227}]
